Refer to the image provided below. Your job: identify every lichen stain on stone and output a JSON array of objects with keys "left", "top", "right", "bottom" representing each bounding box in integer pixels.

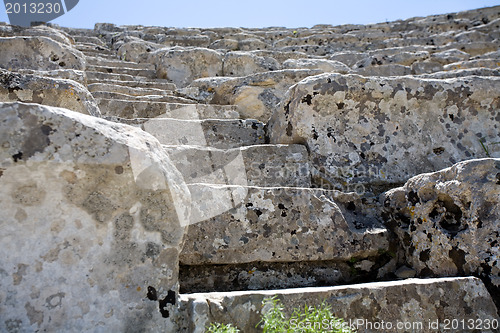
[
  {"left": 12, "top": 183, "right": 46, "bottom": 206},
  {"left": 24, "top": 302, "right": 43, "bottom": 326},
  {"left": 45, "top": 292, "right": 65, "bottom": 309},
  {"left": 82, "top": 191, "right": 116, "bottom": 223},
  {"left": 12, "top": 263, "right": 28, "bottom": 285}
]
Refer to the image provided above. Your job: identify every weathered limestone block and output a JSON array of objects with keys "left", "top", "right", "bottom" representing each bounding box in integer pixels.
[
  {"left": 238, "top": 38, "right": 269, "bottom": 51},
  {"left": 329, "top": 51, "right": 368, "bottom": 67},
  {"left": 151, "top": 47, "right": 223, "bottom": 88},
  {"left": 251, "top": 50, "right": 310, "bottom": 63},
  {"left": 163, "top": 144, "right": 311, "bottom": 187},
  {"left": 114, "top": 118, "right": 266, "bottom": 149},
  {"left": 444, "top": 59, "right": 500, "bottom": 71},
  {"left": 353, "top": 64, "right": 412, "bottom": 76},
  {"left": 410, "top": 61, "right": 444, "bottom": 75},
  {"left": 101, "top": 101, "right": 238, "bottom": 119},
  {"left": 181, "top": 69, "right": 323, "bottom": 121},
  {"left": 415, "top": 68, "right": 500, "bottom": 79},
  {"left": 117, "top": 38, "right": 163, "bottom": 62},
  {"left": 283, "top": 58, "right": 350, "bottom": 73},
  {"left": 0, "top": 36, "right": 85, "bottom": 71},
  {"left": 0, "top": 25, "right": 74, "bottom": 45},
  {"left": 0, "top": 69, "right": 100, "bottom": 116},
  {"left": 354, "top": 51, "right": 430, "bottom": 68},
  {"left": 268, "top": 73, "right": 500, "bottom": 193},
  {"left": 381, "top": 158, "right": 500, "bottom": 298},
  {"left": 157, "top": 35, "right": 211, "bottom": 48},
  {"left": 16, "top": 69, "right": 87, "bottom": 86},
  {"left": 222, "top": 52, "right": 279, "bottom": 77},
  {"left": 0, "top": 102, "right": 190, "bottom": 332},
  {"left": 180, "top": 186, "right": 388, "bottom": 265},
  {"left": 180, "top": 277, "right": 499, "bottom": 333},
  {"left": 209, "top": 38, "right": 239, "bottom": 51}
]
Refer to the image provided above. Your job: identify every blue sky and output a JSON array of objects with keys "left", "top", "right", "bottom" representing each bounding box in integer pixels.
[{"left": 1, "top": 0, "right": 499, "bottom": 29}]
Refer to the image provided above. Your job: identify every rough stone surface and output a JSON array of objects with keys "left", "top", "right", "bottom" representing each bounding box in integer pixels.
[
  {"left": 282, "top": 58, "right": 351, "bottom": 73},
  {"left": 382, "top": 158, "right": 500, "bottom": 302},
  {"left": 222, "top": 51, "right": 279, "bottom": 77},
  {"left": 151, "top": 47, "right": 223, "bottom": 88},
  {"left": 0, "top": 69, "right": 100, "bottom": 116},
  {"left": 180, "top": 186, "right": 388, "bottom": 265},
  {"left": 0, "top": 102, "right": 190, "bottom": 332},
  {"left": 0, "top": 36, "right": 85, "bottom": 71},
  {"left": 181, "top": 69, "right": 322, "bottom": 121},
  {"left": 269, "top": 73, "right": 500, "bottom": 194},
  {"left": 179, "top": 277, "right": 499, "bottom": 333},
  {"left": 163, "top": 144, "right": 311, "bottom": 187},
  {"left": 112, "top": 117, "right": 266, "bottom": 149}
]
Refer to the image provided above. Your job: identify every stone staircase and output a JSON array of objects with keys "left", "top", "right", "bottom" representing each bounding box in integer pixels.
[{"left": 0, "top": 5, "right": 499, "bottom": 332}]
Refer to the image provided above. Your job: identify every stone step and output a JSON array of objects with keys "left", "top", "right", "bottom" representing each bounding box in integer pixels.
[
  {"left": 93, "top": 92, "right": 193, "bottom": 104},
  {"left": 87, "top": 83, "right": 173, "bottom": 96},
  {"left": 82, "top": 50, "right": 118, "bottom": 59},
  {"left": 71, "top": 35, "right": 106, "bottom": 46},
  {"left": 180, "top": 185, "right": 386, "bottom": 265},
  {"left": 107, "top": 117, "right": 265, "bottom": 148},
  {"left": 98, "top": 99, "right": 239, "bottom": 119},
  {"left": 180, "top": 277, "right": 499, "bottom": 333},
  {"left": 86, "top": 70, "right": 150, "bottom": 82},
  {"left": 75, "top": 42, "right": 113, "bottom": 55},
  {"left": 85, "top": 55, "right": 156, "bottom": 70},
  {"left": 86, "top": 78, "right": 175, "bottom": 90},
  {"left": 163, "top": 144, "right": 310, "bottom": 187},
  {"left": 86, "top": 64, "right": 156, "bottom": 78}
]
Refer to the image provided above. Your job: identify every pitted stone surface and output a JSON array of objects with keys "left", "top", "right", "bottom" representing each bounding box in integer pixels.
[
  {"left": 0, "top": 102, "right": 190, "bottom": 332},
  {"left": 151, "top": 47, "right": 223, "bottom": 88},
  {"left": 163, "top": 144, "right": 311, "bottom": 187},
  {"left": 180, "top": 186, "right": 388, "bottom": 265},
  {"left": 0, "top": 69, "right": 100, "bottom": 116},
  {"left": 268, "top": 73, "right": 500, "bottom": 194},
  {"left": 0, "top": 36, "right": 85, "bottom": 71},
  {"left": 222, "top": 51, "right": 279, "bottom": 77},
  {"left": 181, "top": 69, "right": 322, "bottom": 121},
  {"left": 382, "top": 158, "right": 500, "bottom": 300},
  {"left": 112, "top": 117, "right": 266, "bottom": 149},
  {"left": 179, "top": 277, "right": 499, "bottom": 333}
]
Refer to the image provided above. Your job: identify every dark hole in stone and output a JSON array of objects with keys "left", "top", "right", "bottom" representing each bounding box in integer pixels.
[
  {"left": 496, "top": 173, "right": 500, "bottom": 185},
  {"left": 12, "top": 152, "right": 23, "bottom": 162},
  {"left": 419, "top": 249, "right": 431, "bottom": 262},
  {"left": 337, "top": 102, "right": 345, "bottom": 109},
  {"left": 449, "top": 247, "right": 466, "bottom": 274},
  {"left": 255, "top": 209, "right": 262, "bottom": 217},
  {"left": 41, "top": 124, "right": 53, "bottom": 136},
  {"left": 407, "top": 190, "right": 419, "bottom": 205},
  {"left": 301, "top": 94, "right": 313, "bottom": 105},
  {"left": 359, "top": 152, "right": 365, "bottom": 159},
  {"left": 286, "top": 122, "right": 293, "bottom": 137},
  {"left": 429, "top": 207, "right": 440, "bottom": 219},
  {"left": 281, "top": 211, "right": 287, "bottom": 217},
  {"left": 158, "top": 290, "right": 176, "bottom": 318},
  {"left": 435, "top": 194, "right": 466, "bottom": 237},
  {"left": 106, "top": 68, "right": 113, "bottom": 73},
  {"left": 50, "top": 54, "right": 59, "bottom": 62},
  {"left": 433, "top": 147, "right": 445, "bottom": 155},
  {"left": 58, "top": 61, "right": 66, "bottom": 67},
  {"left": 278, "top": 203, "right": 285, "bottom": 209},
  {"left": 147, "top": 286, "right": 157, "bottom": 301},
  {"left": 346, "top": 201, "right": 356, "bottom": 211},
  {"left": 115, "top": 166, "right": 124, "bottom": 174},
  {"left": 245, "top": 203, "right": 253, "bottom": 207},
  {"left": 448, "top": 114, "right": 454, "bottom": 121}
]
